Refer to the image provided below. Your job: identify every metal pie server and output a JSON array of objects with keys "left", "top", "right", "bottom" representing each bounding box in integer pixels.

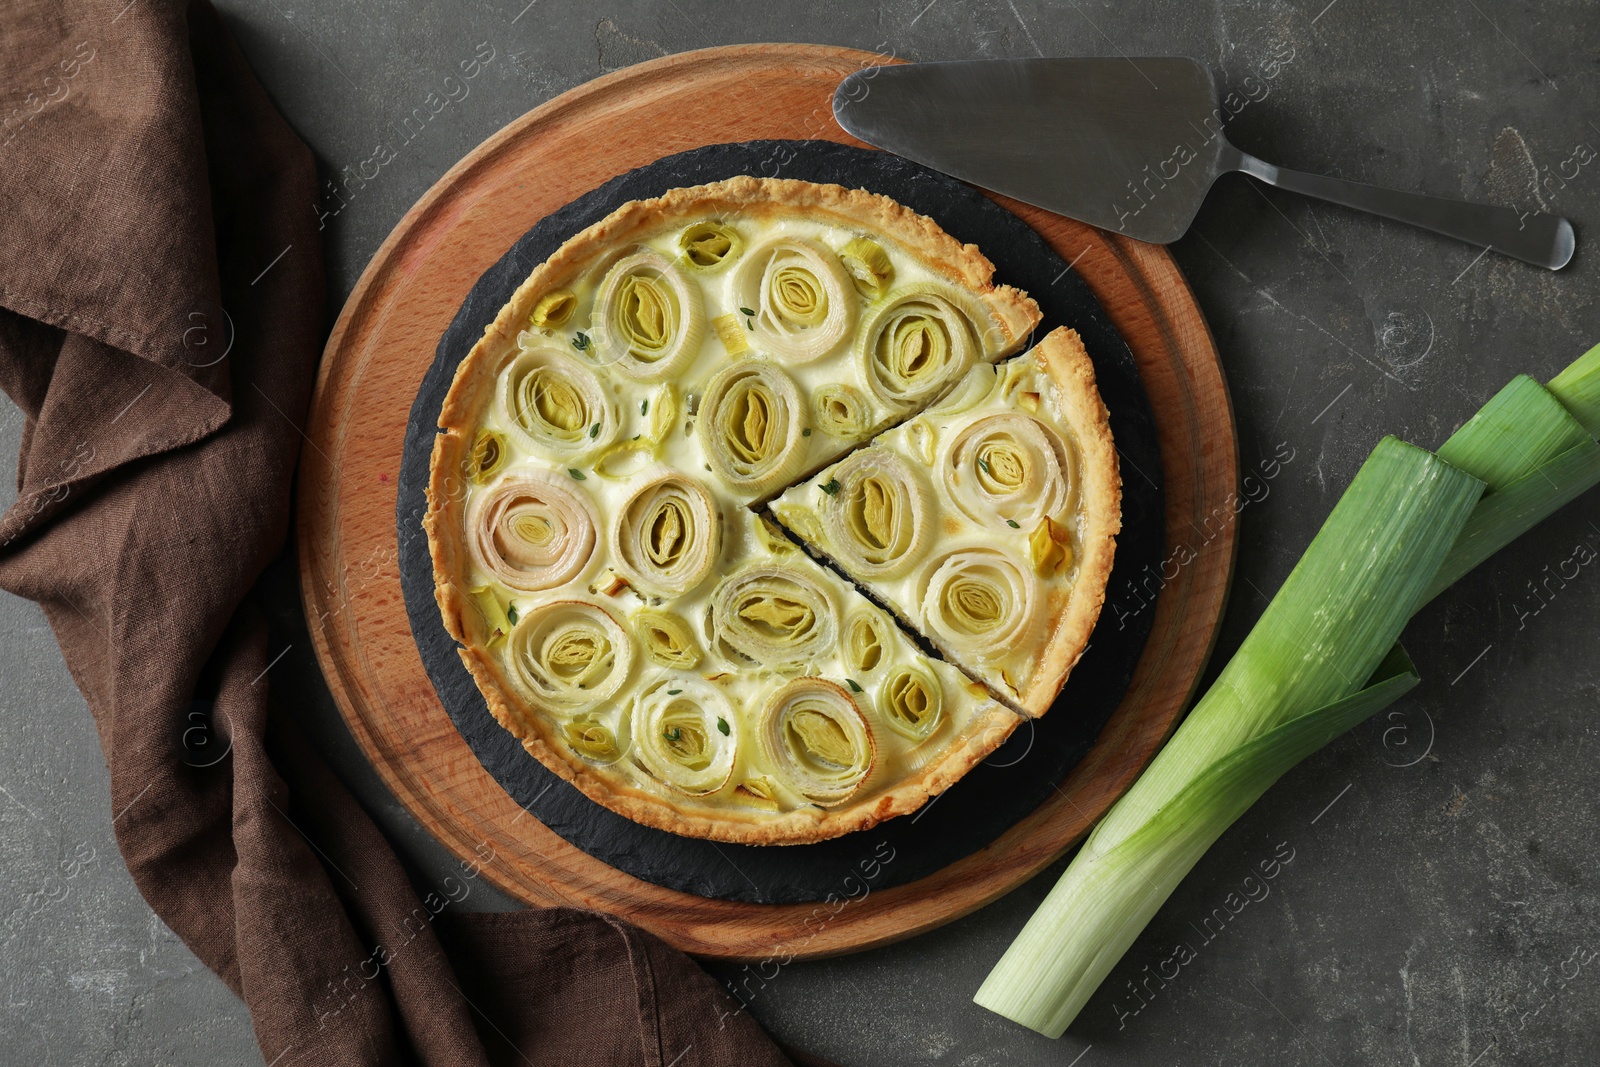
[{"left": 833, "top": 57, "right": 1575, "bottom": 270}]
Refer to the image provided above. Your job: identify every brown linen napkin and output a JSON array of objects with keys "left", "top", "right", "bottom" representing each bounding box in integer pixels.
[{"left": 0, "top": 2, "right": 819, "bottom": 1064}]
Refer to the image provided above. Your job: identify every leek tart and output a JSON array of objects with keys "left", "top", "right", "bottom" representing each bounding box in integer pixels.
[
  {"left": 427, "top": 176, "right": 1097, "bottom": 845},
  {"left": 773, "top": 328, "right": 1122, "bottom": 716}
]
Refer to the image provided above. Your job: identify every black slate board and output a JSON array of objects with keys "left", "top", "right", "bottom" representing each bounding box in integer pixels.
[{"left": 397, "top": 141, "right": 1165, "bottom": 904}]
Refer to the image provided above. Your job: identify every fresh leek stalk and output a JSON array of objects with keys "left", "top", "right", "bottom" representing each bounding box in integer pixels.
[
  {"left": 1549, "top": 340, "right": 1600, "bottom": 435},
  {"left": 980, "top": 648, "right": 1422, "bottom": 1035},
  {"left": 1421, "top": 348, "right": 1600, "bottom": 602},
  {"left": 977, "top": 344, "right": 1600, "bottom": 1038}
]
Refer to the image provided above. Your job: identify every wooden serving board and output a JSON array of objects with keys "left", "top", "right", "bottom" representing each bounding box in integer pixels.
[{"left": 297, "top": 43, "right": 1237, "bottom": 961}]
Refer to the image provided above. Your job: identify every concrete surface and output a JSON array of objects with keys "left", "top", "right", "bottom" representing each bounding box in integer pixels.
[{"left": 4, "top": 1, "right": 1599, "bottom": 1064}]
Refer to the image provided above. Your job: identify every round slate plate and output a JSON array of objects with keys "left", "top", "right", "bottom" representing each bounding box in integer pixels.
[{"left": 397, "top": 140, "right": 1163, "bottom": 904}]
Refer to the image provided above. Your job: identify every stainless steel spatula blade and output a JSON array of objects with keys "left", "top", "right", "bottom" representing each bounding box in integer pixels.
[{"left": 834, "top": 58, "right": 1574, "bottom": 270}]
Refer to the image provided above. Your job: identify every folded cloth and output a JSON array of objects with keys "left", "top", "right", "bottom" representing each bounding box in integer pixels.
[{"left": 0, "top": 2, "right": 821, "bottom": 1063}]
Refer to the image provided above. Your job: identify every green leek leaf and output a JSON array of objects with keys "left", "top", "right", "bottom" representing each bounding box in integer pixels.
[
  {"left": 1549, "top": 340, "right": 1600, "bottom": 438},
  {"left": 1438, "top": 374, "right": 1589, "bottom": 489},
  {"left": 1418, "top": 370, "right": 1600, "bottom": 602},
  {"left": 1421, "top": 438, "right": 1600, "bottom": 604}
]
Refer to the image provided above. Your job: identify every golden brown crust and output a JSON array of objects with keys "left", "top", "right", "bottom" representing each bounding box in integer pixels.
[
  {"left": 453, "top": 630, "right": 1022, "bottom": 844},
  {"left": 425, "top": 177, "right": 1051, "bottom": 845},
  {"left": 425, "top": 431, "right": 476, "bottom": 644},
  {"left": 1014, "top": 327, "right": 1122, "bottom": 717}
]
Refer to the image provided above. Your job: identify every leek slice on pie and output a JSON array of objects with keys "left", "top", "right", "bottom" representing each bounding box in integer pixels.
[
  {"left": 772, "top": 328, "right": 1121, "bottom": 716},
  {"left": 425, "top": 176, "right": 1125, "bottom": 846}
]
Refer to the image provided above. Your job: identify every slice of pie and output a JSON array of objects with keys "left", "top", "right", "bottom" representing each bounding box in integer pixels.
[
  {"left": 425, "top": 176, "right": 1118, "bottom": 845},
  {"left": 771, "top": 328, "right": 1121, "bottom": 716}
]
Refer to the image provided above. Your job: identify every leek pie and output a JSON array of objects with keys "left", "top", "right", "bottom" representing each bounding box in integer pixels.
[
  {"left": 772, "top": 328, "right": 1121, "bottom": 716},
  {"left": 426, "top": 176, "right": 1120, "bottom": 844}
]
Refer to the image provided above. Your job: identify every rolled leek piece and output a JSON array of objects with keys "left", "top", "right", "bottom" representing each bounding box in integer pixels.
[
  {"left": 562, "top": 714, "right": 623, "bottom": 764},
  {"left": 843, "top": 608, "right": 891, "bottom": 675},
  {"left": 591, "top": 248, "right": 705, "bottom": 381},
  {"left": 498, "top": 342, "right": 616, "bottom": 458},
  {"left": 733, "top": 235, "right": 856, "bottom": 363},
  {"left": 880, "top": 664, "right": 943, "bottom": 742},
  {"left": 508, "top": 599, "right": 634, "bottom": 712},
  {"left": 610, "top": 472, "right": 722, "bottom": 597},
  {"left": 630, "top": 676, "right": 738, "bottom": 795},
  {"left": 945, "top": 414, "right": 1074, "bottom": 530},
  {"left": 698, "top": 360, "right": 809, "bottom": 496},
  {"left": 919, "top": 545, "right": 1040, "bottom": 663},
  {"left": 465, "top": 429, "right": 508, "bottom": 483},
  {"left": 631, "top": 607, "right": 702, "bottom": 670},
  {"left": 975, "top": 438, "right": 1485, "bottom": 1036},
  {"left": 529, "top": 290, "right": 578, "bottom": 329},
  {"left": 759, "top": 677, "right": 875, "bottom": 806},
  {"left": 678, "top": 220, "right": 742, "bottom": 271},
  {"left": 710, "top": 563, "right": 837, "bottom": 671},
  {"left": 860, "top": 283, "right": 984, "bottom": 411},
  {"left": 467, "top": 473, "right": 599, "bottom": 593},
  {"left": 818, "top": 447, "right": 934, "bottom": 579},
  {"left": 838, "top": 236, "right": 895, "bottom": 299},
  {"left": 813, "top": 382, "right": 871, "bottom": 439}
]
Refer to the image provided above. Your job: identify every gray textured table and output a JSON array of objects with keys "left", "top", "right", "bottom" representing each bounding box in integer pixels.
[{"left": 4, "top": 1, "right": 1598, "bottom": 1063}]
